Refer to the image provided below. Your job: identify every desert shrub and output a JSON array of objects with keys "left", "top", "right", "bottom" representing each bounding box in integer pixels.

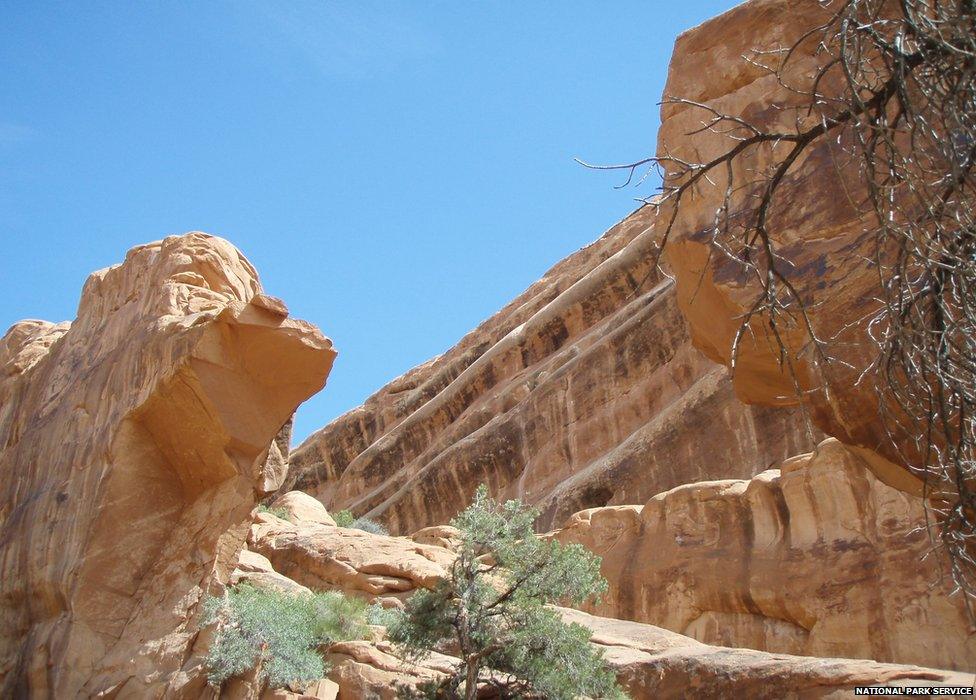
[
  {"left": 201, "top": 583, "right": 369, "bottom": 691},
  {"left": 350, "top": 517, "right": 389, "bottom": 536},
  {"left": 256, "top": 504, "right": 290, "bottom": 521},
  {"left": 333, "top": 509, "right": 355, "bottom": 527},
  {"left": 366, "top": 601, "right": 401, "bottom": 627},
  {"left": 310, "top": 590, "right": 370, "bottom": 642},
  {"left": 386, "top": 484, "right": 624, "bottom": 699},
  {"left": 333, "top": 509, "right": 390, "bottom": 536}
]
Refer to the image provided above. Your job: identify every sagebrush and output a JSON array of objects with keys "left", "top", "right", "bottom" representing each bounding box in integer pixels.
[
  {"left": 334, "top": 508, "right": 389, "bottom": 536},
  {"left": 201, "top": 584, "right": 369, "bottom": 690},
  {"left": 256, "top": 504, "right": 291, "bottom": 521}
]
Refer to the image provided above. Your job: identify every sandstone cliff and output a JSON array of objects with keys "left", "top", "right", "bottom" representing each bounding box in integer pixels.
[
  {"left": 4, "top": 0, "right": 973, "bottom": 695},
  {"left": 532, "top": 0, "right": 976, "bottom": 670},
  {"left": 0, "top": 233, "right": 335, "bottom": 697},
  {"left": 280, "top": 0, "right": 974, "bottom": 679},
  {"left": 551, "top": 438, "right": 975, "bottom": 670},
  {"left": 657, "top": 0, "right": 926, "bottom": 492},
  {"left": 286, "top": 207, "right": 818, "bottom": 533}
]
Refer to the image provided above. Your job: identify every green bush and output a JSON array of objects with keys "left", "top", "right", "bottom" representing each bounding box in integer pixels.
[
  {"left": 366, "top": 601, "right": 400, "bottom": 627},
  {"left": 256, "top": 504, "right": 291, "bottom": 521},
  {"left": 310, "top": 590, "right": 370, "bottom": 642},
  {"left": 386, "top": 484, "right": 625, "bottom": 699},
  {"left": 201, "top": 584, "right": 369, "bottom": 691},
  {"left": 333, "top": 509, "right": 389, "bottom": 536},
  {"left": 349, "top": 517, "right": 389, "bottom": 536},
  {"left": 333, "top": 509, "right": 355, "bottom": 527}
]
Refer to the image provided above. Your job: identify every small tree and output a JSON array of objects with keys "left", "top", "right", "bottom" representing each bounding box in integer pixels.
[
  {"left": 201, "top": 584, "right": 370, "bottom": 692},
  {"left": 387, "top": 485, "right": 624, "bottom": 699}
]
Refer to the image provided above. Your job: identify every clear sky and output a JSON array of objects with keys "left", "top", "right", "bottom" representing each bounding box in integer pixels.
[{"left": 1, "top": 1, "right": 736, "bottom": 444}]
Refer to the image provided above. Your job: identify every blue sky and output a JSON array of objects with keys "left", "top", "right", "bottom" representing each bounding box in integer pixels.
[{"left": 1, "top": 1, "right": 735, "bottom": 443}]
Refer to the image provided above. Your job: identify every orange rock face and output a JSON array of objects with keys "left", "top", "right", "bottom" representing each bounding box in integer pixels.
[
  {"left": 287, "top": 207, "right": 819, "bottom": 533},
  {"left": 230, "top": 504, "right": 973, "bottom": 699},
  {"left": 563, "top": 608, "right": 973, "bottom": 700},
  {"left": 246, "top": 510, "right": 453, "bottom": 602},
  {"left": 656, "top": 0, "right": 923, "bottom": 488},
  {"left": 320, "top": 608, "right": 975, "bottom": 700},
  {"left": 551, "top": 438, "right": 975, "bottom": 670},
  {"left": 0, "top": 233, "right": 335, "bottom": 697}
]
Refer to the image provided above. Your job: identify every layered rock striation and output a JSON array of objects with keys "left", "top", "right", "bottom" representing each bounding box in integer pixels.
[
  {"left": 287, "top": 207, "right": 818, "bottom": 533},
  {"left": 0, "top": 233, "right": 335, "bottom": 697},
  {"left": 276, "top": 0, "right": 974, "bottom": 679}
]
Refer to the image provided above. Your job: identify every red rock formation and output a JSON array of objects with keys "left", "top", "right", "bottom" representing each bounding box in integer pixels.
[
  {"left": 287, "top": 207, "right": 819, "bottom": 533},
  {"left": 247, "top": 509, "right": 453, "bottom": 602},
  {"left": 3, "top": 1, "right": 967, "bottom": 696},
  {"left": 565, "top": 609, "right": 973, "bottom": 700},
  {"left": 0, "top": 233, "right": 335, "bottom": 697},
  {"left": 322, "top": 609, "right": 976, "bottom": 700},
  {"left": 274, "top": 0, "right": 972, "bottom": 683},
  {"left": 657, "top": 0, "right": 926, "bottom": 491},
  {"left": 551, "top": 438, "right": 975, "bottom": 670},
  {"left": 227, "top": 505, "right": 974, "bottom": 699}
]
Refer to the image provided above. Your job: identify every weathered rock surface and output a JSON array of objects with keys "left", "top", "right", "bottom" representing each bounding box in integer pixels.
[
  {"left": 231, "top": 549, "right": 313, "bottom": 596},
  {"left": 287, "top": 206, "right": 819, "bottom": 533},
  {"left": 0, "top": 233, "right": 335, "bottom": 697},
  {"left": 656, "top": 0, "right": 924, "bottom": 489},
  {"left": 408, "top": 525, "right": 461, "bottom": 552},
  {"left": 234, "top": 509, "right": 974, "bottom": 699},
  {"left": 563, "top": 608, "right": 973, "bottom": 700},
  {"left": 261, "top": 418, "right": 295, "bottom": 495},
  {"left": 552, "top": 438, "right": 975, "bottom": 670},
  {"left": 247, "top": 511, "right": 454, "bottom": 603},
  {"left": 270, "top": 490, "right": 338, "bottom": 526},
  {"left": 324, "top": 639, "right": 453, "bottom": 700},
  {"left": 322, "top": 610, "right": 974, "bottom": 699}
]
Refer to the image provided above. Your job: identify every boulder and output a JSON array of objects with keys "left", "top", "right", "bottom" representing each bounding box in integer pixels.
[
  {"left": 409, "top": 525, "right": 461, "bottom": 551},
  {"left": 230, "top": 549, "right": 313, "bottom": 596},
  {"left": 656, "top": 0, "right": 927, "bottom": 489},
  {"left": 247, "top": 513, "right": 453, "bottom": 602},
  {"left": 270, "top": 490, "right": 337, "bottom": 526}
]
